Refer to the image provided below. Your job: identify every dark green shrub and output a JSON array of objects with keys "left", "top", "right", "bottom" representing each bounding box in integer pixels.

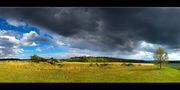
[
  {"left": 47, "top": 60, "right": 57, "bottom": 65},
  {"left": 100, "top": 63, "right": 109, "bottom": 67},
  {"left": 89, "top": 63, "right": 93, "bottom": 66},
  {"left": 96, "top": 63, "right": 99, "bottom": 66},
  {"left": 57, "top": 63, "right": 64, "bottom": 67},
  {"left": 30, "top": 55, "right": 45, "bottom": 63},
  {"left": 121, "top": 63, "right": 134, "bottom": 66},
  {"left": 126, "top": 63, "right": 134, "bottom": 66}
]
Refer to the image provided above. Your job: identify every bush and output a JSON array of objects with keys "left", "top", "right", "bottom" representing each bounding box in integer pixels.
[
  {"left": 30, "top": 55, "right": 45, "bottom": 63},
  {"left": 89, "top": 63, "right": 93, "bottom": 66},
  {"left": 47, "top": 60, "right": 58, "bottom": 65},
  {"left": 57, "top": 63, "right": 64, "bottom": 67},
  {"left": 126, "top": 63, "right": 134, "bottom": 66},
  {"left": 100, "top": 63, "right": 109, "bottom": 67},
  {"left": 30, "top": 55, "right": 60, "bottom": 64},
  {"left": 121, "top": 63, "right": 134, "bottom": 66},
  {"left": 96, "top": 63, "right": 99, "bottom": 66}
]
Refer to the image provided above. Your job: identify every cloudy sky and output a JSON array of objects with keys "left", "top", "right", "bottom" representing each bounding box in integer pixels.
[{"left": 0, "top": 7, "right": 180, "bottom": 60}]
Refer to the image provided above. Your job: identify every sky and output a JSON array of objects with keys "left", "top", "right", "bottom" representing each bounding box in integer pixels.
[{"left": 0, "top": 7, "right": 180, "bottom": 60}]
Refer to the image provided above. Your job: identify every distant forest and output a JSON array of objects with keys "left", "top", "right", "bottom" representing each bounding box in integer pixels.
[{"left": 0, "top": 56, "right": 180, "bottom": 63}]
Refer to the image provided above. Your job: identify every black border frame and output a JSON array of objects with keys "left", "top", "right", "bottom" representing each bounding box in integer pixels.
[
  {"left": 0, "top": 0, "right": 180, "bottom": 90},
  {"left": 1, "top": 0, "right": 180, "bottom": 7}
]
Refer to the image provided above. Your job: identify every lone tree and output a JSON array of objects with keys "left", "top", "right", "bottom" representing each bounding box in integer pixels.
[{"left": 153, "top": 47, "right": 168, "bottom": 69}]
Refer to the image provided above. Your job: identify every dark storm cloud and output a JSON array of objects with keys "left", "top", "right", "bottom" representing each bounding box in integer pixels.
[
  {"left": 98, "top": 8, "right": 180, "bottom": 49},
  {"left": 1, "top": 7, "right": 180, "bottom": 51},
  {"left": 0, "top": 8, "right": 99, "bottom": 36}
]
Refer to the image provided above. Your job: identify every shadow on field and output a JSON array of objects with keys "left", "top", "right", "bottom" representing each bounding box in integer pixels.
[
  {"left": 130, "top": 68, "right": 160, "bottom": 71},
  {"left": 89, "top": 63, "right": 109, "bottom": 67}
]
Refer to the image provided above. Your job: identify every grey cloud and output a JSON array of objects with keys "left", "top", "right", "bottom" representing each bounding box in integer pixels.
[{"left": 1, "top": 7, "right": 180, "bottom": 52}]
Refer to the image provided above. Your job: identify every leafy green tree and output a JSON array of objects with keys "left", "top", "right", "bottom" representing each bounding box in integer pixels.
[
  {"left": 30, "top": 55, "right": 45, "bottom": 62},
  {"left": 153, "top": 47, "right": 168, "bottom": 69}
]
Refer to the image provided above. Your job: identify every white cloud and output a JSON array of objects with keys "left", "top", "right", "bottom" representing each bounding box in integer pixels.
[
  {"left": 39, "top": 52, "right": 92, "bottom": 59},
  {"left": 121, "top": 41, "right": 167, "bottom": 60},
  {"left": 0, "top": 35, "right": 20, "bottom": 45},
  {"left": 136, "top": 41, "right": 164, "bottom": 52},
  {"left": 168, "top": 50, "right": 180, "bottom": 60},
  {"left": 0, "top": 46, "right": 5, "bottom": 49},
  {"left": 0, "top": 30, "right": 49, "bottom": 58},
  {"left": 35, "top": 46, "right": 54, "bottom": 52},
  {"left": 35, "top": 47, "right": 42, "bottom": 52},
  {"left": 0, "top": 30, "right": 23, "bottom": 58},
  {"left": 12, "top": 46, "right": 24, "bottom": 54},
  {"left": 0, "top": 29, "right": 67, "bottom": 58},
  {"left": 20, "top": 31, "right": 38, "bottom": 46},
  {"left": 168, "top": 53, "right": 179, "bottom": 60},
  {"left": 20, "top": 31, "right": 55, "bottom": 47},
  {"left": 55, "top": 40, "right": 65, "bottom": 46},
  {"left": 128, "top": 51, "right": 153, "bottom": 60},
  {"left": 6, "top": 19, "right": 26, "bottom": 27},
  {"left": 31, "top": 42, "right": 37, "bottom": 46}
]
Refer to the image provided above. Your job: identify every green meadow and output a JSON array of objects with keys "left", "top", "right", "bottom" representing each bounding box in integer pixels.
[{"left": 0, "top": 61, "right": 180, "bottom": 82}]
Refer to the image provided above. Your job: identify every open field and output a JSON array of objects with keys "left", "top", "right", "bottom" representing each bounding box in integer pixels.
[
  {"left": 0, "top": 61, "right": 180, "bottom": 82},
  {"left": 168, "top": 63, "right": 180, "bottom": 70}
]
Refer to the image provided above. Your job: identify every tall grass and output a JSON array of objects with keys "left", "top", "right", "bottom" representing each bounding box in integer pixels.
[{"left": 0, "top": 61, "right": 179, "bottom": 82}]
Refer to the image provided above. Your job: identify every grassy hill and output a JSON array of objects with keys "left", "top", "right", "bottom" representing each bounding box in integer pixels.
[
  {"left": 0, "top": 61, "right": 180, "bottom": 82},
  {"left": 60, "top": 56, "right": 152, "bottom": 63}
]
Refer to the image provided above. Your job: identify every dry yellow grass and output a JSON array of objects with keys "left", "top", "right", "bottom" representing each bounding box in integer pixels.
[
  {"left": 0, "top": 61, "right": 180, "bottom": 82},
  {"left": 2, "top": 61, "right": 154, "bottom": 72},
  {"left": 58, "top": 62, "right": 155, "bottom": 72}
]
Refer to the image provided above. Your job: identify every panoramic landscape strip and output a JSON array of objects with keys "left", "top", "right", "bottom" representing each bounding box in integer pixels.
[{"left": 0, "top": 7, "right": 180, "bottom": 82}]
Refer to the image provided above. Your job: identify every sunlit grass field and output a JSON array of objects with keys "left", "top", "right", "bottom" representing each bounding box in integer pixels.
[{"left": 0, "top": 61, "right": 180, "bottom": 82}]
